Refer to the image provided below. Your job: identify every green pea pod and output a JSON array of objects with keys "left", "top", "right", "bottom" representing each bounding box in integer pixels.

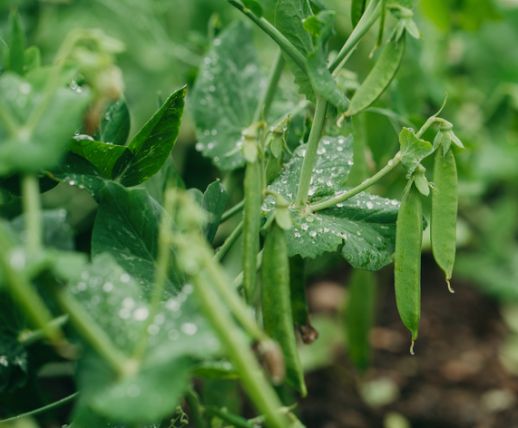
[
  {"left": 346, "top": 36, "right": 406, "bottom": 117},
  {"left": 243, "top": 159, "right": 262, "bottom": 302},
  {"left": 262, "top": 224, "right": 307, "bottom": 396},
  {"left": 431, "top": 149, "right": 458, "bottom": 293},
  {"left": 351, "top": 0, "right": 367, "bottom": 27},
  {"left": 394, "top": 186, "right": 422, "bottom": 351},
  {"left": 344, "top": 269, "right": 377, "bottom": 371},
  {"left": 289, "top": 256, "right": 318, "bottom": 344}
]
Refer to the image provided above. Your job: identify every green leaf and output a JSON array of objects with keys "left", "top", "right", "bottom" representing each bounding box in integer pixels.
[
  {"left": 267, "top": 136, "right": 399, "bottom": 270},
  {"left": 202, "top": 180, "right": 228, "bottom": 243},
  {"left": 70, "top": 137, "right": 130, "bottom": 179},
  {"left": 72, "top": 255, "right": 219, "bottom": 423},
  {"left": 100, "top": 99, "right": 130, "bottom": 146},
  {"left": 51, "top": 153, "right": 107, "bottom": 196},
  {"left": 351, "top": 0, "right": 367, "bottom": 27},
  {"left": 191, "top": 22, "right": 262, "bottom": 170},
  {"left": 119, "top": 87, "right": 185, "bottom": 186},
  {"left": 398, "top": 127, "right": 433, "bottom": 177},
  {"left": 242, "top": 0, "right": 263, "bottom": 16},
  {"left": 0, "top": 73, "right": 90, "bottom": 176},
  {"left": 92, "top": 182, "right": 184, "bottom": 296}
]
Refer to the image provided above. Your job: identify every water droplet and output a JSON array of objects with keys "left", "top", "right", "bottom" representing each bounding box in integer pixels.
[
  {"left": 9, "top": 249, "right": 26, "bottom": 270},
  {"left": 133, "top": 306, "right": 149, "bottom": 321},
  {"left": 103, "top": 282, "right": 114, "bottom": 292},
  {"left": 181, "top": 322, "right": 198, "bottom": 336},
  {"left": 120, "top": 273, "right": 131, "bottom": 284},
  {"left": 0, "top": 355, "right": 8, "bottom": 367}
]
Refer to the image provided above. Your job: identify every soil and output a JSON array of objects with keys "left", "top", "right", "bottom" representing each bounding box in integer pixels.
[{"left": 299, "top": 256, "right": 518, "bottom": 428}]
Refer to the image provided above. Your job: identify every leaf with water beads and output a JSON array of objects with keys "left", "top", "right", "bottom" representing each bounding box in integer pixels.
[
  {"left": 190, "top": 22, "right": 264, "bottom": 171},
  {"left": 267, "top": 135, "right": 399, "bottom": 270}
]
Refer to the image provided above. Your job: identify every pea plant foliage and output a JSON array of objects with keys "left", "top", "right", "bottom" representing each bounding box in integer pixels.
[{"left": 0, "top": 1, "right": 463, "bottom": 427}]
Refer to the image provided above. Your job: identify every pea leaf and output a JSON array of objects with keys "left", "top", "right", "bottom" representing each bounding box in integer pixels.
[
  {"left": 7, "top": 11, "right": 26, "bottom": 75},
  {"left": 267, "top": 136, "right": 399, "bottom": 270},
  {"left": 70, "top": 138, "right": 130, "bottom": 178},
  {"left": 92, "top": 182, "right": 184, "bottom": 296},
  {"left": 118, "top": 87, "right": 185, "bottom": 186},
  {"left": 275, "top": 0, "right": 347, "bottom": 109},
  {"left": 191, "top": 22, "right": 262, "bottom": 171},
  {"left": 399, "top": 127, "right": 433, "bottom": 177},
  {"left": 100, "top": 99, "right": 130, "bottom": 146},
  {"left": 72, "top": 255, "right": 219, "bottom": 423},
  {"left": 202, "top": 180, "right": 228, "bottom": 243},
  {"left": 0, "top": 73, "right": 90, "bottom": 176}
]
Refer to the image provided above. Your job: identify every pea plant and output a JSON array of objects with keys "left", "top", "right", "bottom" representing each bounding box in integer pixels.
[{"left": 0, "top": 1, "right": 463, "bottom": 427}]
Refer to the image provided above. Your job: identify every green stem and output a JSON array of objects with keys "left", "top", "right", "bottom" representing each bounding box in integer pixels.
[
  {"left": 133, "top": 188, "right": 175, "bottom": 359},
  {"left": 18, "top": 315, "right": 68, "bottom": 345},
  {"left": 206, "top": 406, "right": 254, "bottom": 428},
  {"left": 227, "top": 0, "right": 306, "bottom": 70},
  {"left": 0, "top": 227, "right": 61, "bottom": 343},
  {"left": 254, "top": 50, "right": 284, "bottom": 121},
  {"left": 416, "top": 116, "right": 451, "bottom": 138},
  {"left": 221, "top": 200, "right": 245, "bottom": 223},
  {"left": 53, "top": 288, "right": 134, "bottom": 377},
  {"left": 190, "top": 259, "right": 287, "bottom": 428},
  {"left": 0, "top": 103, "right": 19, "bottom": 136},
  {"left": 21, "top": 175, "right": 42, "bottom": 256},
  {"left": 214, "top": 220, "right": 244, "bottom": 261},
  {"left": 185, "top": 389, "right": 208, "bottom": 428},
  {"left": 295, "top": 96, "right": 328, "bottom": 206},
  {"left": 309, "top": 152, "right": 402, "bottom": 212},
  {"left": 0, "top": 392, "right": 79, "bottom": 423},
  {"left": 329, "top": 0, "right": 382, "bottom": 74}
]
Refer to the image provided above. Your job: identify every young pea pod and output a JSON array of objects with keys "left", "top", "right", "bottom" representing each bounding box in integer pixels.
[
  {"left": 289, "top": 256, "right": 318, "bottom": 344},
  {"left": 394, "top": 186, "right": 422, "bottom": 352},
  {"left": 431, "top": 149, "right": 458, "bottom": 293},
  {"left": 344, "top": 269, "right": 377, "bottom": 371},
  {"left": 261, "top": 224, "right": 307, "bottom": 396},
  {"left": 242, "top": 131, "right": 263, "bottom": 303},
  {"left": 346, "top": 36, "right": 406, "bottom": 117}
]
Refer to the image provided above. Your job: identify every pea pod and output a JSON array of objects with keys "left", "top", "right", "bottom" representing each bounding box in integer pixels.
[
  {"left": 431, "top": 149, "right": 458, "bottom": 293},
  {"left": 261, "top": 224, "right": 306, "bottom": 396},
  {"left": 394, "top": 186, "right": 422, "bottom": 351},
  {"left": 289, "top": 256, "right": 318, "bottom": 344},
  {"left": 351, "top": 0, "right": 367, "bottom": 27},
  {"left": 344, "top": 269, "right": 377, "bottom": 371},
  {"left": 242, "top": 157, "right": 262, "bottom": 303},
  {"left": 346, "top": 36, "right": 406, "bottom": 117}
]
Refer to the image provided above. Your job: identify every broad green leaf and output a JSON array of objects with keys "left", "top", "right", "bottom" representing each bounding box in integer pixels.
[
  {"left": 119, "top": 87, "right": 185, "bottom": 186},
  {"left": 202, "top": 180, "right": 228, "bottom": 243},
  {"left": 72, "top": 256, "right": 219, "bottom": 423},
  {"left": 51, "top": 153, "right": 107, "bottom": 196},
  {"left": 92, "top": 182, "right": 183, "bottom": 295},
  {"left": 351, "top": 0, "right": 367, "bottom": 27},
  {"left": 190, "top": 22, "right": 262, "bottom": 170},
  {"left": 267, "top": 136, "right": 399, "bottom": 270},
  {"left": 0, "top": 73, "right": 90, "bottom": 176},
  {"left": 100, "top": 99, "right": 130, "bottom": 146},
  {"left": 70, "top": 137, "right": 130, "bottom": 178},
  {"left": 398, "top": 127, "right": 433, "bottom": 177}
]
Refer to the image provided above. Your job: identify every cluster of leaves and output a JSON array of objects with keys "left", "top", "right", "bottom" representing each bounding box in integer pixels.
[{"left": 0, "top": 1, "right": 467, "bottom": 427}]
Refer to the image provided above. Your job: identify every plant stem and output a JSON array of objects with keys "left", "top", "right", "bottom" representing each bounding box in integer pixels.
[
  {"left": 295, "top": 96, "right": 328, "bottom": 206},
  {"left": 416, "top": 116, "right": 451, "bottom": 138},
  {"left": 133, "top": 188, "right": 175, "bottom": 359},
  {"left": 190, "top": 262, "right": 288, "bottom": 428},
  {"left": 53, "top": 288, "right": 134, "bottom": 378},
  {"left": 329, "top": 0, "right": 382, "bottom": 74},
  {"left": 0, "top": 392, "right": 79, "bottom": 423},
  {"left": 309, "top": 152, "right": 402, "bottom": 212},
  {"left": 18, "top": 315, "right": 69, "bottom": 345},
  {"left": 185, "top": 389, "right": 208, "bottom": 428},
  {"left": 0, "top": 226, "right": 61, "bottom": 343},
  {"left": 21, "top": 175, "right": 42, "bottom": 256},
  {"left": 206, "top": 406, "right": 254, "bottom": 428},
  {"left": 214, "top": 220, "right": 244, "bottom": 261},
  {"left": 227, "top": 0, "right": 306, "bottom": 70},
  {"left": 221, "top": 200, "right": 245, "bottom": 223},
  {"left": 254, "top": 50, "right": 284, "bottom": 121}
]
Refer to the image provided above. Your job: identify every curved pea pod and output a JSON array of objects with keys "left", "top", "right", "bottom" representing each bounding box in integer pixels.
[
  {"left": 346, "top": 36, "right": 406, "bottom": 117},
  {"left": 394, "top": 186, "right": 422, "bottom": 351},
  {"left": 242, "top": 158, "right": 262, "bottom": 303},
  {"left": 261, "top": 224, "right": 307, "bottom": 396},
  {"left": 344, "top": 269, "right": 377, "bottom": 371},
  {"left": 289, "top": 256, "right": 318, "bottom": 344},
  {"left": 431, "top": 149, "right": 458, "bottom": 293}
]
